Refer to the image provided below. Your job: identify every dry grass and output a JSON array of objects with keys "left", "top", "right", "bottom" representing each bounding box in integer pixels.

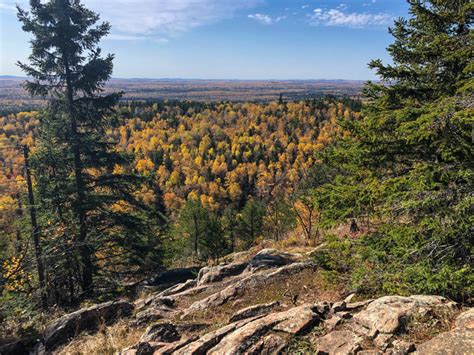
[
  {"left": 178, "top": 268, "right": 345, "bottom": 328},
  {"left": 400, "top": 306, "right": 461, "bottom": 344},
  {"left": 57, "top": 320, "right": 144, "bottom": 355}
]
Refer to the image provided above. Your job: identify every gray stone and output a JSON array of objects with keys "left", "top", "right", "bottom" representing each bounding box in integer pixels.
[
  {"left": 248, "top": 248, "right": 301, "bottom": 270},
  {"left": 208, "top": 304, "right": 319, "bottom": 354},
  {"left": 389, "top": 339, "right": 415, "bottom": 354},
  {"left": 158, "top": 279, "right": 197, "bottom": 298},
  {"left": 140, "top": 322, "right": 180, "bottom": 343},
  {"left": 175, "top": 317, "right": 258, "bottom": 354},
  {"left": 42, "top": 300, "right": 134, "bottom": 351},
  {"left": 134, "top": 307, "right": 175, "bottom": 327},
  {"left": 316, "top": 330, "right": 362, "bottom": 354},
  {"left": 345, "top": 299, "right": 373, "bottom": 311},
  {"left": 415, "top": 308, "right": 474, "bottom": 355},
  {"left": 373, "top": 333, "right": 392, "bottom": 350},
  {"left": 229, "top": 301, "right": 280, "bottom": 323},
  {"left": 324, "top": 315, "right": 343, "bottom": 331},
  {"left": 197, "top": 262, "right": 248, "bottom": 285},
  {"left": 353, "top": 295, "right": 454, "bottom": 336},
  {"left": 184, "top": 261, "right": 316, "bottom": 315},
  {"left": 154, "top": 336, "right": 198, "bottom": 354},
  {"left": 246, "top": 333, "right": 288, "bottom": 354}
]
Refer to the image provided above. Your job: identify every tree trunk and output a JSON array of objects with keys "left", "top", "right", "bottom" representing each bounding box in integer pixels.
[
  {"left": 63, "top": 54, "right": 93, "bottom": 297},
  {"left": 193, "top": 214, "right": 199, "bottom": 257},
  {"left": 23, "top": 145, "right": 47, "bottom": 309}
]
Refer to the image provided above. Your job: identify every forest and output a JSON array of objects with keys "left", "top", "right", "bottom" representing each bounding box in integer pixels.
[{"left": 0, "top": 0, "right": 472, "bottom": 351}]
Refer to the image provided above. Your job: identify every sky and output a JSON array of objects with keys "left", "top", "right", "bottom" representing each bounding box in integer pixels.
[{"left": 0, "top": 0, "right": 409, "bottom": 80}]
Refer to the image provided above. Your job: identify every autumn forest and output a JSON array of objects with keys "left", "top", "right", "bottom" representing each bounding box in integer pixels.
[{"left": 0, "top": 0, "right": 472, "bottom": 351}]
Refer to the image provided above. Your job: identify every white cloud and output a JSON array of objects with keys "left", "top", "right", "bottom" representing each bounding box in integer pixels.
[
  {"left": 309, "top": 8, "right": 392, "bottom": 27},
  {"left": 275, "top": 16, "right": 287, "bottom": 22},
  {"left": 3, "top": 0, "right": 262, "bottom": 39},
  {"left": 248, "top": 13, "right": 273, "bottom": 25},
  {"left": 106, "top": 34, "right": 147, "bottom": 41},
  {"left": 302, "top": 5, "right": 309, "bottom": 9},
  {"left": 0, "top": 2, "right": 16, "bottom": 11}
]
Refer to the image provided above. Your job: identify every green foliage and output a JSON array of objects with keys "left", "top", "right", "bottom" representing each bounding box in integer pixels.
[
  {"left": 309, "top": 0, "right": 473, "bottom": 301},
  {"left": 235, "top": 198, "right": 266, "bottom": 249},
  {"left": 14, "top": 0, "right": 164, "bottom": 304},
  {"left": 176, "top": 198, "right": 228, "bottom": 262},
  {"left": 312, "top": 235, "right": 354, "bottom": 273}
]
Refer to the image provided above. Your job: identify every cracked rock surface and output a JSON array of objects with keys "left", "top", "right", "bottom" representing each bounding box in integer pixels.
[{"left": 11, "top": 248, "right": 471, "bottom": 355}]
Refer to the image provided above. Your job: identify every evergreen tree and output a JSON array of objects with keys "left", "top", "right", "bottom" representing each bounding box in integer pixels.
[
  {"left": 176, "top": 198, "right": 227, "bottom": 261},
  {"left": 199, "top": 215, "right": 227, "bottom": 263},
  {"left": 236, "top": 198, "right": 266, "bottom": 249},
  {"left": 311, "top": 0, "right": 473, "bottom": 300},
  {"left": 17, "top": 0, "right": 159, "bottom": 299},
  {"left": 177, "top": 199, "right": 210, "bottom": 259},
  {"left": 222, "top": 207, "right": 238, "bottom": 252}
]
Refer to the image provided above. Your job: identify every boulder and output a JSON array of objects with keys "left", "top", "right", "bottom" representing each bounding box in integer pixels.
[
  {"left": 121, "top": 341, "right": 170, "bottom": 355},
  {"left": 122, "top": 341, "right": 156, "bottom": 355},
  {"left": 146, "top": 267, "right": 199, "bottom": 289},
  {"left": 248, "top": 248, "right": 301, "bottom": 270},
  {"left": 345, "top": 299, "right": 373, "bottom": 311},
  {"left": 390, "top": 339, "right": 415, "bottom": 354},
  {"left": 133, "top": 308, "right": 175, "bottom": 327},
  {"left": 353, "top": 295, "right": 456, "bottom": 337},
  {"left": 229, "top": 301, "right": 280, "bottom": 322},
  {"left": 42, "top": 300, "right": 134, "bottom": 351},
  {"left": 197, "top": 262, "right": 248, "bottom": 286},
  {"left": 273, "top": 305, "right": 321, "bottom": 334},
  {"left": 316, "top": 330, "right": 362, "bottom": 354},
  {"left": 140, "top": 322, "right": 180, "bottom": 343},
  {"left": 454, "top": 308, "right": 474, "bottom": 329},
  {"left": 174, "top": 322, "right": 209, "bottom": 334},
  {"left": 324, "top": 314, "right": 344, "bottom": 331},
  {"left": 415, "top": 308, "right": 474, "bottom": 355},
  {"left": 136, "top": 296, "right": 175, "bottom": 311}
]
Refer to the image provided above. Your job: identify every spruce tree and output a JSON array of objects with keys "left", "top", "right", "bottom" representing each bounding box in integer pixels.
[
  {"left": 236, "top": 198, "right": 266, "bottom": 249},
  {"left": 311, "top": 0, "right": 473, "bottom": 300},
  {"left": 17, "top": 0, "right": 158, "bottom": 299}
]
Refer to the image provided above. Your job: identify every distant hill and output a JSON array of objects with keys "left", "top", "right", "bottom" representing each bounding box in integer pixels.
[{"left": 0, "top": 76, "right": 365, "bottom": 103}]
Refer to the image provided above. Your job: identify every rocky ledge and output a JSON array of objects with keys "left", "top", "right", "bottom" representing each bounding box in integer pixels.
[{"left": 2, "top": 249, "right": 472, "bottom": 355}]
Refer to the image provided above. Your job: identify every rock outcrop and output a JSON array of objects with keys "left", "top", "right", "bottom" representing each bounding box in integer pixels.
[
  {"left": 20, "top": 248, "right": 473, "bottom": 355},
  {"left": 183, "top": 261, "right": 316, "bottom": 316},
  {"left": 229, "top": 301, "right": 280, "bottom": 322},
  {"left": 146, "top": 267, "right": 200, "bottom": 289},
  {"left": 316, "top": 330, "right": 363, "bottom": 354},
  {"left": 352, "top": 295, "right": 456, "bottom": 337},
  {"left": 43, "top": 300, "right": 134, "bottom": 351},
  {"left": 416, "top": 308, "right": 474, "bottom": 354},
  {"left": 197, "top": 262, "right": 248, "bottom": 285}
]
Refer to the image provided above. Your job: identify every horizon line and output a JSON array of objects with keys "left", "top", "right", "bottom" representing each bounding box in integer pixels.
[{"left": 0, "top": 75, "right": 371, "bottom": 82}]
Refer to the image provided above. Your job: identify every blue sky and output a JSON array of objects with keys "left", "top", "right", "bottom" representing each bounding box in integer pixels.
[{"left": 0, "top": 0, "right": 409, "bottom": 79}]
